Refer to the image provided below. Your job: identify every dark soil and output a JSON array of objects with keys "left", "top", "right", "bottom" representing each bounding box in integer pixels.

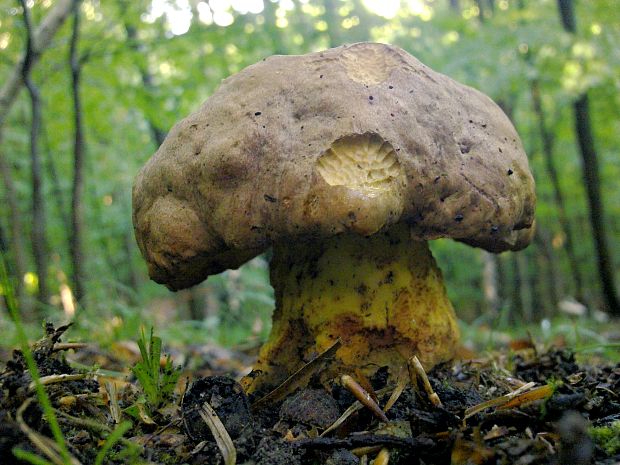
[{"left": 1, "top": 325, "right": 619, "bottom": 464}]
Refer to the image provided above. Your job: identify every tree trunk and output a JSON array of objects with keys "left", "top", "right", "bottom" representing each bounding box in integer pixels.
[
  {"left": 0, "top": 151, "right": 29, "bottom": 312},
  {"left": 0, "top": 0, "right": 73, "bottom": 127},
  {"left": 533, "top": 226, "right": 563, "bottom": 312},
  {"left": 324, "top": 0, "right": 344, "bottom": 46},
  {"left": 557, "top": 0, "right": 620, "bottom": 315},
  {"left": 42, "top": 124, "right": 71, "bottom": 232},
  {"left": 529, "top": 79, "right": 584, "bottom": 303},
  {"left": 123, "top": 23, "right": 166, "bottom": 146},
  {"left": 0, "top": 0, "right": 72, "bottom": 314},
  {"left": 21, "top": 0, "right": 50, "bottom": 310},
  {"left": 474, "top": 0, "right": 486, "bottom": 22},
  {"left": 482, "top": 251, "right": 499, "bottom": 316},
  {"left": 69, "top": 0, "right": 86, "bottom": 303},
  {"left": 516, "top": 253, "right": 533, "bottom": 322},
  {"left": 123, "top": 228, "right": 140, "bottom": 297},
  {"left": 510, "top": 254, "right": 522, "bottom": 324}
]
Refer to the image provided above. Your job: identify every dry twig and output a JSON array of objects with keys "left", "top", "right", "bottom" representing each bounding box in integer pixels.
[
  {"left": 408, "top": 356, "right": 442, "bottom": 407},
  {"left": 197, "top": 401, "right": 237, "bottom": 465},
  {"left": 341, "top": 374, "right": 389, "bottom": 422}
]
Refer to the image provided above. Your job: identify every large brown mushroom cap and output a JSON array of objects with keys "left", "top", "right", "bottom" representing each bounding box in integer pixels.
[{"left": 133, "top": 42, "right": 535, "bottom": 291}]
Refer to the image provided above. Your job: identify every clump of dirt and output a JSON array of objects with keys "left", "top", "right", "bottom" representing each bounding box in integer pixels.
[{"left": 0, "top": 325, "right": 619, "bottom": 464}]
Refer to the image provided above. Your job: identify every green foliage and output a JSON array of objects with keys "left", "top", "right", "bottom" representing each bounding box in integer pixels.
[
  {"left": 589, "top": 421, "right": 620, "bottom": 455},
  {"left": 0, "top": 0, "right": 619, "bottom": 344},
  {"left": 129, "top": 327, "right": 181, "bottom": 414}
]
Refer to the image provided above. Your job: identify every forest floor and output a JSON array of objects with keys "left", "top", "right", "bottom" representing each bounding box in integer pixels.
[{"left": 0, "top": 323, "right": 619, "bottom": 465}]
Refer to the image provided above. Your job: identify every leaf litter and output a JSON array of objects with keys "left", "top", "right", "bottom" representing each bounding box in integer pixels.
[{"left": 0, "top": 324, "right": 619, "bottom": 464}]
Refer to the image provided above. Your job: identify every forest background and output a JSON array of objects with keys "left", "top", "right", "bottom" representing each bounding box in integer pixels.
[{"left": 0, "top": 0, "right": 619, "bottom": 353}]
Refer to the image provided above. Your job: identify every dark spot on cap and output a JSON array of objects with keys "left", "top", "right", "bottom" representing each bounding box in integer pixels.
[
  {"left": 369, "top": 96, "right": 374, "bottom": 101},
  {"left": 254, "top": 111, "right": 262, "bottom": 116},
  {"left": 355, "top": 283, "right": 368, "bottom": 295},
  {"left": 320, "top": 74, "right": 323, "bottom": 78},
  {"left": 388, "top": 85, "right": 394, "bottom": 89},
  {"left": 507, "top": 169, "right": 514, "bottom": 176}
]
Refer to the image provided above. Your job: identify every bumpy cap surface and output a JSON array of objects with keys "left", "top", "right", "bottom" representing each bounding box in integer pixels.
[{"left": 133, "top": 42, "right": 536, "bottom": 290}]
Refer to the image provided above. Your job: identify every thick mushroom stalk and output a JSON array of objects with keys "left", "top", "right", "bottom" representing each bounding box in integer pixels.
[{"left": 242, "top": 224, "right": 459, "bottom": 394}]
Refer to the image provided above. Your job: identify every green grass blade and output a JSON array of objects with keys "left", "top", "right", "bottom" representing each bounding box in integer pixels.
[
  {"left": 1, "top": 254, "right": 72, "bottom": 463},
  {"left": 12, "top": 448, "right": 55, "bottom": 465},
  {"left": 94, "top": 420, "right": 132, "bottom": 465}
]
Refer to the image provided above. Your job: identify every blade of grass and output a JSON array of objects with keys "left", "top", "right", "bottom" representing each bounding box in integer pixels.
[
  {"left": 0, "top": 254, "right": 72, "bottom": 463},
  {"left": 94, "top": 421, "right": 132, "bottom": 465},
  {"left": 12, "top": 448, "right": 56, "bottom": 465}
]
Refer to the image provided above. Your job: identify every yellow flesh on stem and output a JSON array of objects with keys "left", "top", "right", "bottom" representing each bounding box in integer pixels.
[{"left": 241, "top": 224, "right": 459, "bottom": 394}]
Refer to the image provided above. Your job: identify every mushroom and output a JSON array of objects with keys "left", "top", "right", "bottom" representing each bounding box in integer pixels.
[{"left": 132, "top": 43, "right": 535, "bottom": 394}]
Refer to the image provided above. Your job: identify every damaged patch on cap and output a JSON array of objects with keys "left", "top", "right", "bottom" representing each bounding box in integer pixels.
[{"left": 316, "top": 133, "right": 405, "bottom": 196}]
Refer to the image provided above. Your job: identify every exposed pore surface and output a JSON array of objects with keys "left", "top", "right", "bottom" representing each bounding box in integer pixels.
[{"left": 316, "top": 133, "right": 404, "bottom": 195}]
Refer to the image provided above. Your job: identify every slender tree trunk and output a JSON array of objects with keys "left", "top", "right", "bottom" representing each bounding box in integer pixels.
[
  {"left": 516, "top": 253, "right": 533, "bottom": 322},
  {"left": 496, "top": 253, "right": 506, "bottom": 309},
  {"left": 557, "top": 0, "right": 620, "bottom": 315},
  {"left": 0, "top": 0, "right": 73, "bottom": 127},
  {"left": 186, "top": 288, "right": 203, "bottom": 320},
  {"left": 123, "top": 24, "right": 166, "bottom": 146},
  {"left": 69, "top": 0, "right": 86, "bottom": 303},
  {"left": 573, "top": 95, "right": 619, "bottom": 313},
  {"left": 474, "top": 0, "right": 486, "bottom": 22},
  {"left": 21, "top": 0, "right": 50, "bottom": 309},
  {"left": 510, "top": 254, "right": 522, "bottom": 324},
  {"left": 529, "top": 79, "right": 584, "bottom": 302},
  {"left": 0, "top": 1, "right": 71, "bottom": 314},
  {"left": 123, "top": 228, "right": 140, "bottom": 294},
  {"left": 324, "top": 0, "right": 344, "bottom": 46},
  {"left": 532, "top": 241, "right": 553, "bottom": 318},
  {"left": 533, "top": 226, "right": 563, "bottom": 311},
  {"left": 482, "top": 251, "right": 499, "bottom": 316},
  {"left": 42, "top": 123, "right": 71, "bottom": 232},
  {"left": 0, "top": 224, "right": 8, "bottom": 314},
  {"left": 0, "top": 152, "right": 29, "bottom": 311}
]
